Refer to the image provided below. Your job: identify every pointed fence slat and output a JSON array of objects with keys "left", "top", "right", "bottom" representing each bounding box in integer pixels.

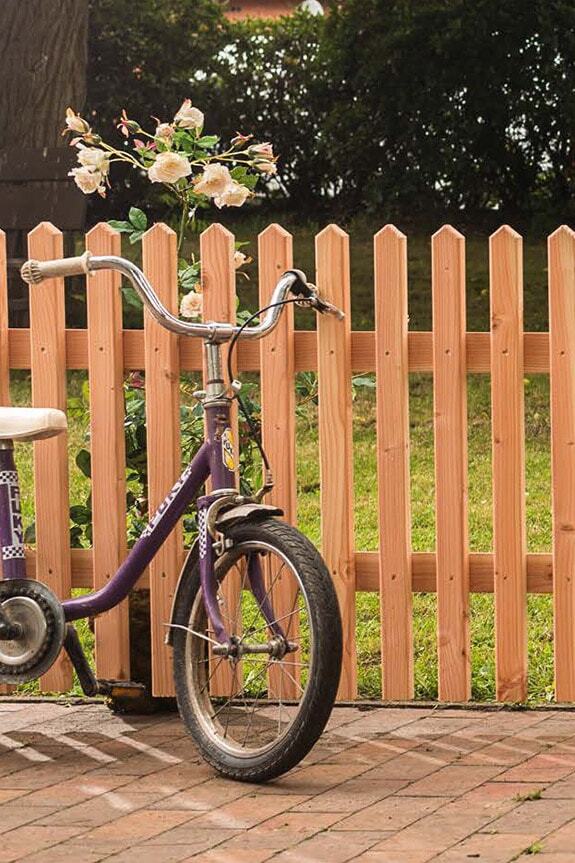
[
  {"left": 316, "top": 225, "right": 357, "bottom": 701},
  {"left": 490, "top": 226, "right": 527, "bottom": 702},
  {"left": 432, "top": 225, "right": 470, "bottom": 702},
  {"left": 549, "top": 226, "right": 575, "bottom": 701},
  {"left": 258, "top": 224, "right": 299, "bottom": 699},
  {"left": 201, "top": 224, "right": 238, "bottom": 697},
  {"left": 143, "top": 224, "right": 182, "bottom": 697},
  {"left": 86, "top": 224, "right": 129, "bottom": 681},
  {"left": 28, "top": 223, "right": 73, "bottom": 692},
  {"left": 375, "top": 226, "right": 413, "bottom": 700}
]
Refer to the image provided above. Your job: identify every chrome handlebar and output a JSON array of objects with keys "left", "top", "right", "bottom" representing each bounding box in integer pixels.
[{"left": 21, "top": 253, "right": 343, "bottom": 342}]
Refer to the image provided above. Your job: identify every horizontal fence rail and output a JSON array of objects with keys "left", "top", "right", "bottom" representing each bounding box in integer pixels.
[{"left": 0, "top": 221, "right": 571, "bottom": 702}]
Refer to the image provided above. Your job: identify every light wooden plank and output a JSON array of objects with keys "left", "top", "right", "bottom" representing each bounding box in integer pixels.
[
  {"left": 201, "top": 223, "right": 238, "bottom": 697},
  {"left": 355, "top": 552, "right": 553, "bottom": 594},
  {"left": 143, "top": 224, "right": 181, "bottom": 697},
  {"left": 432, "top": 225, "right": 470, "bottom": 701},
  {"left": 5, "top": 328, "right": 552, "bottom": 375},
  {"left": 258, "top": 223, "right": 299, "bottom": 699},
  {"left": 316, "top": 224, "right": 357, "bottom": 700},
  {"left": 375, "top": 225, "right": 413, "bottom": 700},
  {"left": 549, "top": 225, "right": 575, "bottom": 701},
  {"left": 21, "top": 547, "right": 555, "bottom": 595},
  {"left": 490, "top": 226, "right": 527, "bottom": 702},
  {"left": 28, "top": 222, "right": 72, "bottom": 692},
  {"left": 86, "top": 224, "right": 129, "bottom": 681}
]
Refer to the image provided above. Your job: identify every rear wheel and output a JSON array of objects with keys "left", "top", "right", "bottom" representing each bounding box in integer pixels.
[{"left": 172, "top": 518, "right": 342, "bottom": 782}]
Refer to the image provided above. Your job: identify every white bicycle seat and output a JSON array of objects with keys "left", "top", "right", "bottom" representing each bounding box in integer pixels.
[{"left": 0, "top": 407, "right": 67, "bottom": 442}]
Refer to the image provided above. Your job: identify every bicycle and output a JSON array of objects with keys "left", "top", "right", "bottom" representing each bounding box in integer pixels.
[{"left": 0, "top": 251, "right": 344, "bottom": 782}]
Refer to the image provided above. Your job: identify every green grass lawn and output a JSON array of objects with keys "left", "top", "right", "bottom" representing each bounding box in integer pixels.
[{"left": 11, "top": 218, "right": 557, "bottom": 701}]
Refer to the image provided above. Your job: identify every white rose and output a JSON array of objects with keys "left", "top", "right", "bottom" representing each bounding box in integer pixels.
[
  {"left": 234, "top": 251, "right": 247, "bottom": 268},
  {"left": 194, "top": 164, "right": 233, "bottom": 197},
  {"left": 64, "top": 107, "right": 90, "bottom": 134},
  {"left": 250, "top": 142, "right": 274, "bottom": 158},
  {"left": 68, "top": 166, "right": 103, "bottom": 195},
  {"left": 148, "top": 151, "right": 191, "bottom": 184},
  {"left": 77, "top": 145, "right": 109, "bottom": 175},
  {"left": 255, "top": 160, "right": 277, "bottom": 175},
  {"left": 174, "top": 99, "right": 204, "bottom": 130},
  {"left": 155, "top": 122, "right": 174, "bottom": 141},
  {"left": 180, "top": 289, "right": 203, "bottom": 319},
  {"left": 215, "top": 182, "right": 251, "bottom": 209}
]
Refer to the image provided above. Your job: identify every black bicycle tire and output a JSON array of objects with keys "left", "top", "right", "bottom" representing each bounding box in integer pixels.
[{"left": 172, "top": 518, "right": 342, "bottom": 783}]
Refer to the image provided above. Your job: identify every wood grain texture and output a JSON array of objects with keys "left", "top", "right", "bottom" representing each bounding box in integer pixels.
[
  {"left": 28, "top": 223, "right": 72, "bottom": 692},
  {"left": 258, "top": 224, "right": 299, "bottom": 699},
  {"left": 375, "top": 226, "right": 413, "bottom": 699},
  {"left": 26, "top": 547, "right": 556, "bottom": 595},
  {"left": 549, "top": 226, "right": 575, "bottom": 701},
  {"left": 86, "top": 224, "right": 129, "bottom": 681},
  {"left": 316, "top": 225, "right": 357, "bottom": 700},
  {"left": 432, "top": 225, "right": 470, "bottom": 702},
  {"left": 490, "top": 226, "right": 527, "bottom": 702},
  {"left": 6, "top": 328, "right": 551, "bottom": 375},
  {"left": 201, "top": 223, "right": 238, "bottom": 697},
  {"left": 143, "top": 224, "right": 182, "bottom": 697}
]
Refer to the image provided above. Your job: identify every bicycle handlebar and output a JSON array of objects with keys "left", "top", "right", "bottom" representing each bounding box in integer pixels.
[{"left": 20, "top": 253, "right": 344, "bottom": 342}]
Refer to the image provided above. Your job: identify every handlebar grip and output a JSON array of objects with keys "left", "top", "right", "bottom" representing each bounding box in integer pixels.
[{"left": 20, "top": 251, "right": 92, "bottom": 285}]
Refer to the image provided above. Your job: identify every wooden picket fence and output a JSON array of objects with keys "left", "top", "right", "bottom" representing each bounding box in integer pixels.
[{"left": 2, "top": 220, "right": 575, "bottom": 703}]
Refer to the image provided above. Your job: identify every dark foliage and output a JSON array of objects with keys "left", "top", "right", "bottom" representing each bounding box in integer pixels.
[{"left": 86, "top": 0, "right": 575, "bottom": 225}]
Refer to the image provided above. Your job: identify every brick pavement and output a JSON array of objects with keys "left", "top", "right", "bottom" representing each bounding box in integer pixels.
[{"left": 0, "top": 701, "right": 573, "bottom": 861}]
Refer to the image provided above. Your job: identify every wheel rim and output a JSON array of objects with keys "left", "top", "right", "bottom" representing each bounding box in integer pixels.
[{"left": 184, "top": 540, "right": 314, "bottom": 758}]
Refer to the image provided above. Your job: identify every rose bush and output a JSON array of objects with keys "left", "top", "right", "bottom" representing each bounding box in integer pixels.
[{"left": 63, "top": 100, "right": 277, "bottom": 317}]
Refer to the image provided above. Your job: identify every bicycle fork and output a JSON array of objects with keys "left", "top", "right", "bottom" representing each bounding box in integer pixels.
[{"left": 197, "top": 493, "right": 291, "bottom": 658}]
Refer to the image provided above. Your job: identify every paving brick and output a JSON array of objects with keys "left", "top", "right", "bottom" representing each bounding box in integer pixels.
[
  {"left": 160, "top": 793, "right": 308, "bottom": 832},
  {"left": 431, "top": 831, "right": 541, "bottom": 862},
  {"left": 291, "top": 778, "right": 405, "bottom": 813},
  {"left": 396, "top": 764, "right": 503, "bottom": 797},
  {"left": 66, "top": 808, "right": 192, "bottom": 853},
  {"left": 334, "top": 794, "right": 447, "bottom": 832},
  {"left": 270, "top": 829, "right": 388, "bottom": 863}
]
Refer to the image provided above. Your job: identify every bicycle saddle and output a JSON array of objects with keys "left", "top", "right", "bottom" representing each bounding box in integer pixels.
[{"left": 0, "top": 407, "right": 67, "bottom": 442}]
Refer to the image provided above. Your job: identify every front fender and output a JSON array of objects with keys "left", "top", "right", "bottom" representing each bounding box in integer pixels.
[{"left": 164, "top": 503, "right": 283, "bottom": 646}]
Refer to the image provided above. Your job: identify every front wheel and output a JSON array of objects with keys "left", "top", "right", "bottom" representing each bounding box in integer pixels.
[{"left": 172, "top": 518, "right": 342, "bottom": 782}]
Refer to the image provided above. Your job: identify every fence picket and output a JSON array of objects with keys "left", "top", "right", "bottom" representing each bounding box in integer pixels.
[
  {"left": 549, "top": 226, "right": 575, "bottom": 701},
  {"left": 258, "top": 223, "right": 299, "bottom": 699},
  {"left": 490, "top": 226, "right": 527, "bottom": 702},
  {"left": 316, "top": 225, "right": 357, "bottom": 701},
  {"left": 86, "top": 224, "right": 129, "bottom": 681},
  {"left": 143, "top": 224, "right": 181, "bottom": 697},
  {"left": 28, "top": 222, "right": 73, "bottom": 692},
  {"left": 201, "top": 224, "right": 238, "bottom": 697},
  {"left": 432, "top": 225, "right": 470, "bottom": 701},
  {"left": 375, "top": 226, "right": 413, "bottom": 700}
]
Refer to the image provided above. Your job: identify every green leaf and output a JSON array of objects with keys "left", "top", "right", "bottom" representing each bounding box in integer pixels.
[
  {"left": 107, "top": 220, "right": 132, "bottom": 233},
  {"left": 129, "top": 230, "right": 144, "bottom": 245},
  {"left": 70, "top": 505, "right": 91, "bottom": 525},
  {"left": 129, "top": 207, "right": 147, "bottom": 231},
  {"left": 195, "top": 135, "right": 219, "bottom": 148},
  {"left": 76, "top": 449, "right": 91, "bottom": 478},
  {"left": 121, "top": 285, "right": 141, "bottom": 309},
  {"left": 24, "top": 523, "right": 36, "bottom": 544}
]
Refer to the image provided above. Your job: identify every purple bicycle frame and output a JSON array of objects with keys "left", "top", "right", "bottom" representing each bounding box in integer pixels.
[{"left": 0, "top": 395, "right": 268, "bottom": 646}]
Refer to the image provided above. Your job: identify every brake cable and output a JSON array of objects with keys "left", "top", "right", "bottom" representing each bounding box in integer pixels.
[{"left": 226, "top": 296, "right": 305, "bottom": 477}]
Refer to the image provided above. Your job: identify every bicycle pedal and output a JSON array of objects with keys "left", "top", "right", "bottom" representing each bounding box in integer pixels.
[{"left": 97, "top": 679, "right": 147, "bottom": 699}]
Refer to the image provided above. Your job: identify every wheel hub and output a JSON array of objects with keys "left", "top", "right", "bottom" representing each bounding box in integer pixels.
[
  {"left": 0, "top": 579, "right": 65, "bottom": 684},
  {"left": 0, "top": 596, "right": 47, "bottom": 666}
]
